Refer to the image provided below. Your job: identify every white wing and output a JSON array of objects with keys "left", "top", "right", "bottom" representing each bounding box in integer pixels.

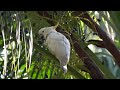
[{"left": 45, "top": 32, "right": 70, "bottom": 66}]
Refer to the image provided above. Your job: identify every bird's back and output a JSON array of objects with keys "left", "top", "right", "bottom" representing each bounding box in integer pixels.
[{"left": 45, "top": 31, "right": 70, "bottom": 66}]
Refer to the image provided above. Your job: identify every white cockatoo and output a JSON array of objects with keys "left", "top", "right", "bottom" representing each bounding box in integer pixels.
[{"left": 38, "top": 24, "right": 70, "bottom": 73}]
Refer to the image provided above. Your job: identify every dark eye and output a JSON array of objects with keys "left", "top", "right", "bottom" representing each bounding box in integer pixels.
[{"left": 42, "top": 31, "right": 44, "bottom": 33}]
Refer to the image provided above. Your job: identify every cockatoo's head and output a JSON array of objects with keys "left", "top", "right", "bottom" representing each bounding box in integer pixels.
[
  {"left": 38, "top": 23, "right": 59, "bottom": 39},
  {"left": 38, "top": 25, "right": 58, "bottom": 40}
]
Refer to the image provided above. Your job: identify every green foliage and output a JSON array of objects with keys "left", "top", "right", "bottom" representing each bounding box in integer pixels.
[
  {"left": 89, "top": 11, "right": 120, "bottom": 78},
  {"left": 0, "top": 11, "right": 33, "bottom": 79},
  {"left": 0, "top": 11, "right": 120, "bottom": 79}
]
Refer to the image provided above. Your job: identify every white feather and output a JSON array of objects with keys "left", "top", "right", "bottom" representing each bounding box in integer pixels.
[{"left": 39, "top": 26, "right": 70, "bottom": 73}]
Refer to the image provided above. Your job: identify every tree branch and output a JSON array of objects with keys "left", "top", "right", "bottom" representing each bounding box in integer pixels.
[
  {"left": 70, "top": 34, "right": 104, "bottom": 79},
  {"left": 72, "top": 11, "right": 120, "bottom": 67}
]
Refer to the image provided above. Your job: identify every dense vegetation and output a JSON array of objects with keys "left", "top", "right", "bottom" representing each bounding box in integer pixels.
[{"left": 0, "top": 11, "right": 120, "bottom": 79}]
